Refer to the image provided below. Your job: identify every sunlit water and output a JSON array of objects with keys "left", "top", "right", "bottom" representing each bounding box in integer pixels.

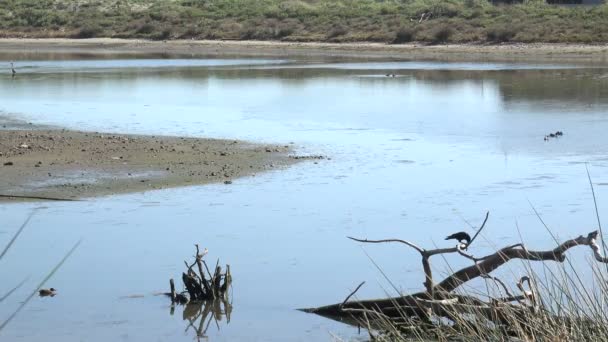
[{"left": 1, "top": 57, "right": 608, "bottom": 341}]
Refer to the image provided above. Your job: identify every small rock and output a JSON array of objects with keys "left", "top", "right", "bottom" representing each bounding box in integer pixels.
[
  {"left": 224, "top": 180, "right": 232, "bottom": 185},
  {"left": 4, "top": 162, "right": 13, "bottom": 166}
]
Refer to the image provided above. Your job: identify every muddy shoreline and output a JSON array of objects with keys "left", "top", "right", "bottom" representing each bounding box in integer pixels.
[
  {"left": 1, "top": 38, "right": 608, "bottom": 64},
  {"left": 0, "top": 117, "right": 303, "bottom": 202}
]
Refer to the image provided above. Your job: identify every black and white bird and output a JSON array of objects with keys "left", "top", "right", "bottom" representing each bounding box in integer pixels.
[{"left": 445, "top": 231, "right": 471, "bottom": 245}]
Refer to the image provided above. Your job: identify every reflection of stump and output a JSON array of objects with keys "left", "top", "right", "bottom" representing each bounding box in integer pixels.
[
  {"left": 168, "top": 245, "right": 232, "bottom": 304},
  {"left": 173, "top": 297, "right": 233, "bottom": 341}
]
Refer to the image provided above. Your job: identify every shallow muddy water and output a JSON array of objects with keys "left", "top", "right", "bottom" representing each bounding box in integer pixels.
[{"left": 2, "top": 57, "right": 608, "bottom": 341}]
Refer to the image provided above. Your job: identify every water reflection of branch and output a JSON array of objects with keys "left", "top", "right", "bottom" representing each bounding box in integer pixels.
[{"left": 170, "top": 297, "right": 232, "bottom": 341}]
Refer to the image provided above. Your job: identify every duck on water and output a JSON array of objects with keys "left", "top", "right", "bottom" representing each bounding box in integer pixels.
[{"left": 39, "top": 288, "right": 56, "bottom": 297}]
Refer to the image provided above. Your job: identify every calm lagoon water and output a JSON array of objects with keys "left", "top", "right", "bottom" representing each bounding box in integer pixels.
[{"left": 1, "top": 57, "right": 608, "bottom": 341}]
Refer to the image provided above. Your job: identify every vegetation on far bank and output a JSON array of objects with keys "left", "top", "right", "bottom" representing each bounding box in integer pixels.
[{"left": 2, "top": 0, "right": 608, "bottom": 44}]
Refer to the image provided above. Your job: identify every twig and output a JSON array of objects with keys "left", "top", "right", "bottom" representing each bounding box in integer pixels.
[
  {"left": 0, "top": 194, "right": 81, "bottom": 202},
  {"left": 482, "top": 275, "right": 515, "bottom": 299},
  {"left": 348, "top": 237, "right": 425, "bottom": 254},
  {"left": 468, "top": 211, "right": 489, "bottom": 247},
  {"left": 202, "top": 260, "right": 214, "bottom": 279},
  {"left": 341, "top": 281, "right": 366, "bottom": 309}
]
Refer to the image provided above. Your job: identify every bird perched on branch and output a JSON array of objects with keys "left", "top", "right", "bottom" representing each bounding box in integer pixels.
[{"left": 445, "top": 231, "right": 471, "bottom": 245}]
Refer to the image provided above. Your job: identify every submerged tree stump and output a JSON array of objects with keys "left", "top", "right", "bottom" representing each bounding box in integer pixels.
[{"left": 168, "top": 245, "right": 232, "bottom": 304}]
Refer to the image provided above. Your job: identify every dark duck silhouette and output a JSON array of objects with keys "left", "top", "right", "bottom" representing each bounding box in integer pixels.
[
  {"left": 39, "top": 288, "right": 56, "bottom": 297},
  {"left": 445, "top": 231, "right": 471, "bottom": 245}
]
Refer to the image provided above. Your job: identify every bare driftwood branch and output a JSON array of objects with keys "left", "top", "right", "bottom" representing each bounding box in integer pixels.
[
  {"left": 349, "top": 213, "right": 492, "bottom": 296},
  {"left": 305, "top": 225, "right": 608, "bottom": 339},
  {"left": 348, "top": 236, "right": 454, "bottom": 295},
  {"left": 436, "top": 231, "right": 607, "bottom": 293}
]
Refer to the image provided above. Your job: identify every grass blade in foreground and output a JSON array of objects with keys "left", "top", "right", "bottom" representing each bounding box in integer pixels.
[
  {"left": 0, "top": 210, "right": 37, "bottom": 261},
  {"left": 0, "top": 239, "right": 81, "bottom": 332},
  {"left": 0, "top": 277, "right": 29, "bottom": 304}
]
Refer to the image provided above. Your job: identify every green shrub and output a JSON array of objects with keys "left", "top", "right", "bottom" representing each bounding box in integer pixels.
[
  {"left": 433, "top": 25, "right": 453, "bottom": 43},
  {"left": 136, "top": 23, "right": 155, "bottom": 35},
  {"left": 486, "top": 25, "right": 518, "bottom": 42},
  {"left": 152, "top": 28, "right": 172, "bottom": 40},
  {"left": 72, "top": 25, "right": 102, "bottom": 39},
  {"left": 327, "top": 25, "right": 348, "bottom": 39},
  {"left": 0, "top": 0, "right": 607, "bottom": 44},
  {"left": 392, "top": 26, "right": 416, "bottom": 44}
]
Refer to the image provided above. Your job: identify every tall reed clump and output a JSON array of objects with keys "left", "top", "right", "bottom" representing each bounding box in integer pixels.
[{"left": 362, "top": 258, "right": 608, "bottom": 341}]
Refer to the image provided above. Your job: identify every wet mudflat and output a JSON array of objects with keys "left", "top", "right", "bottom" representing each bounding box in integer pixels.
[
  {"left": 1, "top": 57, "right": 608, "bottom": 341},
  {"left": 0, "top": 123, "right": 295, "bottom": 201}
]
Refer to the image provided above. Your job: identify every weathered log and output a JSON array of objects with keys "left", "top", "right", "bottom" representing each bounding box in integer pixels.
[{"left": 436, "top": 231, "right": 606, "bottom": 293}]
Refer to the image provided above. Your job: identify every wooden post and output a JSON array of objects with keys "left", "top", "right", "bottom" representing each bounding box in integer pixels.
[{"left": 170, "top": 278, "right": 177, "bottom": 303}]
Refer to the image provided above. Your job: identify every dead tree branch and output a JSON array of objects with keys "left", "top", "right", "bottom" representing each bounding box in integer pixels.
[
  {"left": 306, "top": 225, "right": 608, "bottom": 339},
  {"left": 436, "top": 231, "right": 606, "bottom": 293}
]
